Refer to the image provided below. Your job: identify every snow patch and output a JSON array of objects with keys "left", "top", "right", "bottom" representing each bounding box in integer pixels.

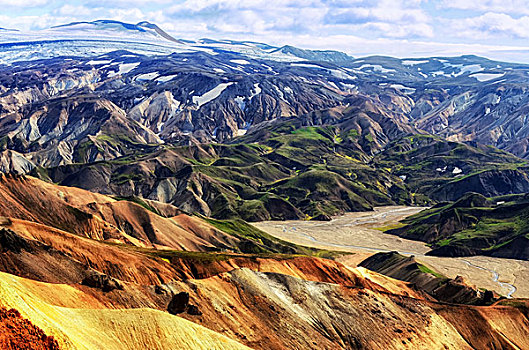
[
  {"left": 443, "top": 63, "right": 483, "bottom": 77},
  {"left": 329, "top": 69, "right": 355, "bottom": 80},
  {"left": 326, "top": 81, "right": 339, "bottom": 90},
  {"left": 272, "top": 85, "right": 286, "bottom": 101},
  {"left": 135, "top": 72, "right": 158, "bottom": 81},
  {"left": 234, "top": 96, "right": 246, "bottom": 111},
  {"left": 390, "top": 84, "right": 416, "bottom": 94},
  {"left": 250, "top": 83, "right": 261, "bottom": 100},
  {"left": 341, "top": 82, "right": 356, "bottom": 91},
  {"left": 431, "top": 71, "right": 450, "bottom": 77},
  {"left": 156, "top": 74, "right": 177, "bottom": 82},
  {"left": 86, "top": 59, "right": 112, "bottom": 65},
  {"left": 470, "top": 73, "right": 505, "bottom": 82},
  {"left": 402, "top": 59, "right": 429, "bottom": 66},
  {"left": 237, "top": 121, "right": 252, "bottom": 136},
  {"left": 460, "top": 64, "right": 483, "bottom": 74},
  {"left": 192, "top": 82, "right": 234, "bottom": 107},
  {"left": 291, "top": 63, "right": 322, "bottom": 69},
  {"left": 108, "top": 62, "right": 140, "bottom": 77},
  {"left": 355, "top": 64, "right": 396, "bottom": 74},
  {"left": 230, "top": 59, "right": 249, "bottom": 65}
]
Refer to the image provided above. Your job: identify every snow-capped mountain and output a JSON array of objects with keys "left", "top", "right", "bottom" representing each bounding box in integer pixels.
[
  {"left": 47, "top": 20, "right": 187, "bottom": 46},
  {"left": 2, "top": 19, "right": 529, "bottom": 171},
  {"left": 0, "top": 20, "right": 354, "bottom": 64}
]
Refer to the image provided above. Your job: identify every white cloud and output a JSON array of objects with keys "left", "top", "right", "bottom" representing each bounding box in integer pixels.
[
  {"left": 452, "top": 12, "right": 529, "bottom": 39},
  {"left": 0, "top": 0, "right": 48, "bottom": 6},
  {"left": 57, "top": 5, "right": 95, "bottom": 17},
  {"left": 162, "top": 0, "right": 433, "bottom": 39},
  {"left": 442, "top": 0, "right": 529, "bottom": 15},
  {"left": 3, "top": 0, "right": 529, "bottom": 62}
]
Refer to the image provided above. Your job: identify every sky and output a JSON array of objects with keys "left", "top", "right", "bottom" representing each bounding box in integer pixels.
[{"left": 2, "top": 0, "right": 529, "bottom": 62}]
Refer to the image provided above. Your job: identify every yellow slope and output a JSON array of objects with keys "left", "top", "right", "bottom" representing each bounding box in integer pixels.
[{"left": 0, "top": 271, "right": 249, "bottom": 350}]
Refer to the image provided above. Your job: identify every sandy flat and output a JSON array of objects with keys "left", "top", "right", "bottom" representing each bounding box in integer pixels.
[{"left": 253, "top": 206, "right": 529, "bottom": 298}]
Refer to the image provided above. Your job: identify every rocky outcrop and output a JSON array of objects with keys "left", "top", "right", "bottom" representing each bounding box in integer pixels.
[
  {"left": 489, "top": 235, "right": 529, "bottom": 260},
  {"left": 427, "top": 245, "right": 481, "bottom": 257},
  {"left": 417, "top": 84, "right": 529, "bottom": 159},
  {"left": 167, "top": 292, "right": 189, "bottom": 314},
  {"left": 430, "top": 169, "right": 529, "bottom": 202},
  {"left": 388, "top": 194, "right": 529, "bottom": 260},
  {"left": 0, "top": 308, "right": 59, "bottom": 350},
  {"left": 0, "top": 228, "right": 33, "bottom": 254},
  {"left": 311, "top": 213, "right": 332, "bottom": 221},
  {"left": 81, "top": 271, "right": 124, "bottom": 292},
  {"left": 360, "top": 252, "right": 494, "bottom": 304},
  {"left": 167, "top": 292, "right": 202, "bottom": 316},
  {"left": 0, "top": 174, "right": 250, "bottom": 252}
]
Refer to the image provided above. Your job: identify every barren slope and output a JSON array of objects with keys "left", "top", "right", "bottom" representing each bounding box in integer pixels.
[
  {"left": 0, "top": 216, "right": 527, "bottom": 349},
  {"left": 0, "top": 174, "right": 245, "bottom": 250}
]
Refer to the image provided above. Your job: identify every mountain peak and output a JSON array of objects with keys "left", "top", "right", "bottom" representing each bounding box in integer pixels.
[
  {"left": 273, "top": 45, "right": 353, "bottom": 63},
  {"left": 49, "top": 19, "right": 183, "bottom": 44},
  {"left": 52, "top": 20, "right": 145, "bottom": 31}
]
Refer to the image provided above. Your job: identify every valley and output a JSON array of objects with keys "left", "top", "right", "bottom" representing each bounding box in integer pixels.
[
  {"left": 0, "top": 18, "right": 529, "bottom": 349},
  {"left": 254, "top": 206, "right": 528, "bottom": 298}
]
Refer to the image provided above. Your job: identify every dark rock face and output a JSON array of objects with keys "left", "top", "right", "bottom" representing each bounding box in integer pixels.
[
  {"left": 427, "top": 245, "right": 480, "bottom": 257},
  {"left": 167, "top": 292, "right": 201, "bottom": 316},
  {"left": 154, "top": 284, "right": 170, "bottom": 295},
  {"left": 430, "top": 169, "right": 529, "bottom": 202},
  {"left": 0, "top": 228, "right": 33, "bottom": 254},
  {"left": 167, "top": 292, "right": 189, "bottom": 314},
  {"left": 312, "top": 214, "right": 332, "bottom": 221},
  {"left": 81, "top": 271, "right": 124, "bottom": 292},
  {"left": 452, "top": 193, "right": 488, "bottom": 208},
  {"left": 186, "top": 304, "right": 202, "bottom": 316},
  {"left": 489, "top": 236, "right": 529, "bottom": 260}
]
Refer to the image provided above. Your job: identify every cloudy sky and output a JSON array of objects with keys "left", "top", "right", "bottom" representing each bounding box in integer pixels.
[{"left": 2, "top": 0, "right": 529, "bottom": 62}]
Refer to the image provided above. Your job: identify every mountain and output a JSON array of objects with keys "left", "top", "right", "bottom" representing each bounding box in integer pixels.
[
  {"left": 0, "top": 175, "right": 527, "bottom": 348},
  {"left": 2, "top": 29, "right": 529, "bottom": 218},
  {"left": 3, "top": 23, "right": 529, "bottom": 159},
  {"left": 30, "top": 119, "right": 529, "bottom": 222},
  {"left": 359, "top": 252, "right": 497, "bottom": 304},
  {"left": 2, "top": 20, "right": 529, "bottom": 348},
  {"left": 0, "top": 21, "right": 353, "bottom": 64},
  {"left": 33, "top": 121, "right": 408, "bottom": 221},
  {"left": 0, "top": 174, "right": 340, "bottom": 256},
  {"left": 372, "top": 134, "right": 529, "bottom": 202},
  {"left": 272, "top": 45, "right": 354, "bottom": 63},
  {"left": 386, "top": 192, "right": 529, "bottom": 260},
  {"left": 50, "top": 20, "right": 184, "bottom": 44}
]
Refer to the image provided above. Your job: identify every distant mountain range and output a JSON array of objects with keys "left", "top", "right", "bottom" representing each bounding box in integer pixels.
[
  {"left": 2, "top": 19, "right": 529, "bottom": 220},
  {"left": 0, "top": 20, "right": 354, "bottom": 64}
]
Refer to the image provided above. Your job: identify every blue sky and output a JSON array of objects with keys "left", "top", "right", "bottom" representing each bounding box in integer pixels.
[{"left": 2, "top": 0, "right": 529, "bottom": 61}]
